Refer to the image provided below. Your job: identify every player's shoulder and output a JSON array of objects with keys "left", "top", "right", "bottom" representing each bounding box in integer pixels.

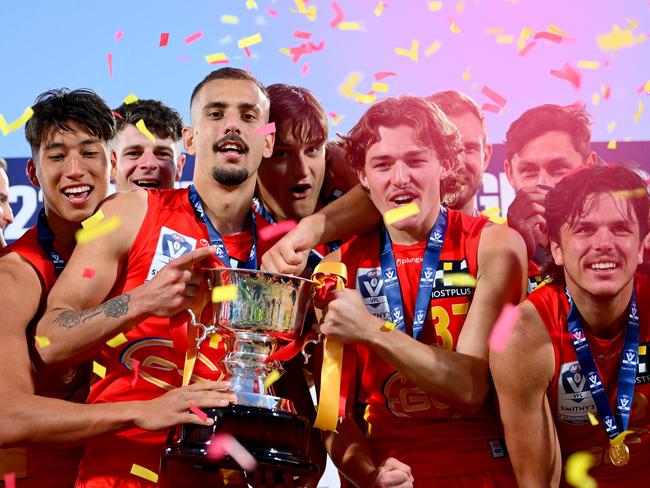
[{"left": 0, "top": 246, "right": 44, "bottom": 302}]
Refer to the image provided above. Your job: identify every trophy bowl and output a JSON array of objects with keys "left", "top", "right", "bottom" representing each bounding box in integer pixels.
[{"left": 163, "top": 268, "right": 320, "bottom": 477}]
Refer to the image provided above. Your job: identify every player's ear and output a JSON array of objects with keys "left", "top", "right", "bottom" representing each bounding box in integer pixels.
[
  {"left": 27, "top": 158, "right": 41, "bottom": 188},
  {"left": 550, "top": 238, "right": 564, "bottom": 267},
  {"left": 182, "top": 126, "right": 196, "bottom": 156}
]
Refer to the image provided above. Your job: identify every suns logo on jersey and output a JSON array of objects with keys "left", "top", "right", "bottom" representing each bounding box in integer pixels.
[{"left": 382, "top": 371, "right": 462, "bottom": 419}]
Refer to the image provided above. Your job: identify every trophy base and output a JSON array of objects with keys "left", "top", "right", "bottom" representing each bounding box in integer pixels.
[{"left": 163, "top": 404, "right": 319, "bottom": 477}]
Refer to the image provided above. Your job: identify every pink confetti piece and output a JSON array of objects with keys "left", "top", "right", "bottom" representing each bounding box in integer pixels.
[
  {"left": 82, "top": 267, "right": 95, "bottom": 279},
  {"left": 114, "top": 30, "right": 124, "bottom": 42},
  {"left": 294, "top": 30, "right": 312, "bottom": 39},
  {"left": 488, "top": 304, "right": 521, "bottom": 352},
  {"left": 189, "top": 402, "right": 208, "bottom": 422},
  {"left": 301, "top": 63, "right": 309, "bottom": 76},
  {"left": 374, "top": 71, "right": 398, "bottom": 80},
  {"left": 254, "top": 122, "right": 276, "bottom": 137},
  {"left": 603, "top": 85, "right": 612, "bottom": 99},
  {"left": 258, "top": 220, "right": 298, "bottom": 241},
  {"left": 481, "top": 103, "right": 501, "bottom": 114},
  {"left": 518, "top": 41, "right": 537, "bottom": 57},
  {"left": 481, "top": 86, "right": 507, "bottom": 107},
  {"left": 289, "top": 40, "right": 326, "bottom": 63},
  {"left": 184, "top": 32, "right": 203, "bottom": 45},
  {"left": 131, "top": 358, "right": 140, "bottom": 387},
  {"left": 107, "top": 52, "right": 113, "bottom": 77},
  {"left": 267, "top": 7, "right": 278, "bottom": 16},
  {"left": 3, "top": 472, "right": 15, "bottom": 488},
  {"left": 550, "top": 62, "right": 581, "bottom": 90},
  {"left": 330, "top": 1, "right": 345, "bottom": 28},
  {"left": 244, "top": 47, "right": 252, "bottom": 57},
  {"left": 159, "top": 32, "right": 169, "bottom": 47},
  {"left": 208, "top": 433, "right": 257, "bottom": 471},
  {"left": 113, "top": 111, "right": 124, "bottom": 120},
  {"left": 533, "top": 31, "right": 563, "bottom": 43}
]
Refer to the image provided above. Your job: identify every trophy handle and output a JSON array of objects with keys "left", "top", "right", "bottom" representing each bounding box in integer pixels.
[{"left": 300, "top": 332, "right": 322, "bottom": 365}]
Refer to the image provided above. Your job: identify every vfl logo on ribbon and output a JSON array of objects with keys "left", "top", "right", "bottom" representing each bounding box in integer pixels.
[
  {"left": 588, "top": 372, "right": 601, "bottom": 387},
  {"left": 421, "top": 267, "right": 434, "bottom": 283},
  {"left": 622, "top": 350, "right": 637, "bottom": 366},
  {"left": 631, "top": 304, "right": 638, "bottom": 320},
  {"left": 604, "top": 416, "right": 617, "bottom": 433},
  {"left": 572, "top": 330, "right": 585, "bottom": 343},
  {"left": 384, "top": 269, "right": 397, "bottom": 283},
  {"left": 215, "top": 244, "right": 226, "bottom": 258},
  {"left": 619, "top": 395, "right": 631, "bottom": 412},
  {"left": 393, "top": 309, "right": 403, "bottom": 322},
  {"left": 414, "top": 311, "right": 425, "bottom": 325}
]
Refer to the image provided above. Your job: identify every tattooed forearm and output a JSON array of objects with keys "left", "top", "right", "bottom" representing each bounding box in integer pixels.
[{"left": 54, "top": 294, "right": 131, "bottom": 330}]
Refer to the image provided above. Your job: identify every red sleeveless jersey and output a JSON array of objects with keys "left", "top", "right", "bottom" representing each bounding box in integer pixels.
[
  {"left": 0, "top": 226, "right": 88, "bottom": 487},
  {"left": 79, "top": 188, "right": 276, "bottom": 482},
  {"left": 339, "top": 209, "right": 515, "bottom": 481},
  {"left": 527, "top": 276, "right": 650, "bottom": 486}
]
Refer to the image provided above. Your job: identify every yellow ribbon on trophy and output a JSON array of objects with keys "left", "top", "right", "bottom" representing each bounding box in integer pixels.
[{"left": 311, "top": 261, "right": 348, "bottom": 431}]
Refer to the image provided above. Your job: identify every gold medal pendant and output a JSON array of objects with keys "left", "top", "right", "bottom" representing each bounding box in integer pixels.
[{"left": 608, "top": 442, "right": 630, "bottom": 467}]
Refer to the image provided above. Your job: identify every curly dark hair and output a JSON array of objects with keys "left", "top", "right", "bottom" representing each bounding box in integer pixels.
[
  {"left": 25, "top": 88, "right": 116, "bottom": 157},
  {"left": 113, "top": 99, "right": 183, "bottom": 141}
]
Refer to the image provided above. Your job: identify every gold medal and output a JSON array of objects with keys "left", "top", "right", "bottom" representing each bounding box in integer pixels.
[{"left": 608, "top": 442, "right": 630, "bottom": 467}]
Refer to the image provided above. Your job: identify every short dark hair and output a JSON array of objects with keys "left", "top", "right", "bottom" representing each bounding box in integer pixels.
[
  {"left": 113, "top": 99, "right": 183, "bottom": 141},
  {"left": 267, "top": 83, "right": 327, "bottom": 146},
  {"left": 543, "top": 165, "right": 649, "bottom": 282},
  {"left": 0, "top": 157, "right": 7, "bottom": 173},
  {"left": 341, "top": 96, "right": 463, "bottom": 199},
  {"left": 25, "top": 88, "right": 116, "bottom": 157},
  {"left": 505, "top": 103, "right": 593, "bottom": 162},
  {"left": 427, "top": 90, "right": 486, "bottom": 140},
  {"left": 190, "top": 67, "right": 269, "bottom": 110}
]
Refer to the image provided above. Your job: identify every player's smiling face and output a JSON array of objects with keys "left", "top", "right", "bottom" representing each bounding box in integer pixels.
[
  {"left": 29, "top": 121, "right": 112, "bottom": 223},
  {"left": 358, "top": 125, "right": 446, "bottom": 240},
  {"left": 551, "top": 192, "right": 644, "bottom": 300}
]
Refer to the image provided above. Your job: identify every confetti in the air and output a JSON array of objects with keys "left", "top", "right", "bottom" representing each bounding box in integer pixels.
[
  {"left": 35, "top": 336, "right": 51, "bottom": 348},
  {"left": 264, "top": 369, "right": 282, "bottom": 390},
  {"left": 613, "top": 187, "right": 647, "bottom": 199},
  {"left": 384, "top": 203, "right": 420, "bottom": 225},
  {"left": 330, "top": 1, "right": 345, "bottom": 28},
  {"left": 372, "top": 82, "right": 389, "bottom": 92},
  {"left": 481, "top": 86, "right": 507, "bottom": 107},
  {"left": 159, "top": 33, "right": 169, "bottom": 47},
  {"left": 428, "top": 1, "right": 443, "bottom": 11},
  {"left": 395, "top": 40, "right": 419, "bottom": 62},
  {"left": 212, "top": 285, "right": 238, "bottom": 303},
  {"left": 301, "top": 63, "right": 309, "bottom": 76},
  {"left": 634, "top": 100, "right": 643, "bottom": 122},
  {"left": 425, "top": 41, "right": 442, "bottom": 55},
  {"left": 565, "top": 452, "right": 596, "bottom": 488},
  {"left": 130, "top": 464, "right": 159, "bottom": 483},
  {"left": 114, "top": 30, "right": 124, "bottom": 42},
  {"left": 107, "top": 52, "right": 113, "bottom": 77},
  {"left": 381, "top": 321, "right": 397, "bottom": 331},
  {"left": 82, "top": 267, "right": 96, "bottom": 279},
  {"left": 375, "top": 1, "right": 386, "bottom": 16},
  {"left": 339, "top": 21, "right": 361, "bottom": 31},
  {"left": 93, "top": 361, "right": 107, "bottom": 379},
  {"left": 189, "top": 402, "right": 209, "bottom": 422},
  {"left": 246, "top": 0, "right": 258, "bottom": 9},
  {"left": 374, "top": 71, "right": 397, "bottom": 81},
  {"left": 75, "top": 216, "right": 122, "bottom": 245},
  {"left": 81, "top": 209, "right": 104, "bottom": 229},
  {"left": 106, "top": 332, "right": 128, "bottom": 348},
  {"left": 533, "top": 31, "right": 563, "bottom": 43},
  {"left": 185, "top": 32, "right": 203, "bottom": 45},
  {"left": 258, "top": 219, "right": 297, "bottom": 241},
  {"left": 587, "top": 411, "right": 599, "bottom": 425},
  {"left": 3, "top": 473, "right": 15, "bottom": 488},
  {"left": 238, "top": 33, "right": 262, "bottom": 49},
  {"left": 221, "top": 15, "right": 239, "bottom": 24},
  {"left": 123, "top": 93, "right": 138, "bottom": 104},
  {"left": 294, "top": 30, "right": 312, "bottom": 39},
  {"left": 207, "top": 433, "right": 257, "bottom": 471},
  {"left": 254, "top": 122, "right": 276, "bottom": 137},
  {"left": 488, "top": 303, "right": 521, "bottom": 352},
  {"left": 444, "top": 273, "right": 477, "bottom": 288},
  {"left": 135, "top": 119, "right": 156, "bottom": 143},
  {"left": 577, "top": 60, "right": 600, "bottom": 70},
  {"left": 550, "top": 63, "right": 581, "bottom": 89},
  {"left": 205, "top": 53, "right": 229, "bottom": 65},
  {"left": 0, "top": 107, "right": 34, "bottom": 136}
]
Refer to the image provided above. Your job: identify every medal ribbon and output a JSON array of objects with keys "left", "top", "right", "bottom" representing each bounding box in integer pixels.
[
  {"left": 566, "top": 285, "right": 639, "bottom": 441},
  {"left": 188, "top": 185, "right": 257, "bottom": 269},
  {"left": 36, "top": 208, "right": 66, "bottom": 275},
  {"left": 379, "top": 207, "right": 448, "bottom": 340}
]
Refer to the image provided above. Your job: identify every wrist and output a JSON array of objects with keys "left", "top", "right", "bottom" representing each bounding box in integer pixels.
[
  {"left": 363, "top": 316, "right": 391, "bottom": 347},
  {"left": 299, "top": 213, "right": 326, "bottom": 247}
]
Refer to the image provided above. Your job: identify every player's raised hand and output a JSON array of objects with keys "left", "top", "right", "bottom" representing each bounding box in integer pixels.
[
  {"left": 132, "top": 245, "right": 216, "bottom": 318},
  {"left": 370, "top": 457, "right": 414, "bottom": 488},
  {"left": 133, "top": 380, "right": 236, "bottom": 431},
  {"left": 506, "top": 187, "right": 548, "bottom": 259},
  {"left": 319, "top": 289, "right": 382, "bottom": 345},
  {"left": 261, "top": 227, "right": 312, "bottom": 276}
]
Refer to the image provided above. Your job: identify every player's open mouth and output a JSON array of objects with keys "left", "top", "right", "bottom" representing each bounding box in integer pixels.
[
  {"left": 587, "top": 260, "right": 618, "bottom": 271},
  {"left": 290, "top": 183, "right": 312, "bottom": 199},
  {"left": 61, "top": 185, "right": 92, "bottom": 203},
  {"left": 134, "top": 180, "right": 161, "bottom": 188},
  {"left": 389, "top": 192, "right": 416, "bottom": 206}
]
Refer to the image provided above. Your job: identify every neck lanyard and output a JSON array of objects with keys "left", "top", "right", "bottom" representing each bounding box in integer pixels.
[
  {"left": 36, "top": 208, "right": 66, "bottom": 276},
  {"left": 188, "top": 185, "right": 257, "bottom": 269},
  {"left": 379, "top": 208, "right": 448, "bottom": 340},
  {"left": 566, "top": 285, "right": 639, "bottom": 440}
]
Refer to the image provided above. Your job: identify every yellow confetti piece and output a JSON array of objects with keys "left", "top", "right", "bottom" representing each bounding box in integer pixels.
[
  {"left": 339, "top": 72, "right": 363, "bottom": 98},
  {"left": 135, "top": 119, "right": 156, "bottom": 143},
  {"left": 238, "top": 33, "right": 262, "bottom": 49},
  {"left": 371, "top": 82, "right": 389, "bottom": 93},
  {"left": 205, "top": 53, "right": 229, "bottom": 64},
  {"left": 7, "top": 107, "right": 34, "bottom": 132},
  {"left": 0, "top": 115, "right": 9, "bottom": 136},
  {"left": 607, "top": 121, "right": 616, "bottom": 133},
  {"left": 428, "top": 1, "right": 443, "bottom": 11},
  {"left": 293, "top": 0, "right": 308, "bottom": 13},
  {"left": 92, "top": 361, "right": 107, "bottom": 379},
  {"left": 496, "top": 35, "right": 514, "bottom": 44},
  {"left": 450, "top": 21, "right": 461, "bottom": 33},
  {"left": 209, "top": 333, "right": 223, "bottom": 349},
  {"left": 75, "top": 216, "right": 121, "bottom": 245},
  {"left": 130, "top": 464, "right": 159, "bottom": 483},
  {"left": 123, "top": 93, "right": 138, "bottom": 105},
  {"left": 355, "top": 93, "right": 377, "bottom": 104},
  {"left": 339, "top": 22, "right": 361, "bottom": 31},
  {"left": 425, "top": 41, "right": 442, "bottom": 56},
  {"left": 486, "top": 27, "right": 505, "bottom": 35},
  {"left": 597, "top": 25, "right": 645, "bottom": 53},
  {"left": 517, "top": 27, "right": 535, "bottom": 51},
  {"left": 381, "top": 321, "right": 397, "bottom": 331},
  {"left": 384, "top": 203, "right": 420, "bottom": 225},
  {"left": 577, "top": 60, "right": 600, "bottom": 70},
  {"left": 212, "top": 285, "right": 238, "bottom": 303},
  {"left": 634, "top": 100, "right": 643, "bottom": 122},
  {"left": 330, "top": 114, "right": 344, "bottom": 126},
  {"left": 374, "top": 1, "right": 385, "bottom": 16},
  {"left": 81, "top": 209, "right": 105, "bottom": 230},
  {"left": 547, "top": 24, "right": 571, "bottom": 37},
  {"left": 279, "top": 48, "right": 291, "bottom": 56},
  {"left": 613, "top": 188, "right": 647, "bottom": 199},
  {"left": 456, "top": 1, "right": 464, "bottom": 14},
  {"left": 565, "top": 451, "right": 596, "bottom": 488},
  {"left": 481, "top": 206, "right": 501, "bottom": 217},
  {"left": 35, "top": 336, "right": 51, "bottom": 348},
  {"left": 264, "top": 370, "right": 281, "bottom": 390},
  {"left": 490, "top": 216, "right": 507, "bottom": 224},
  {"left": 444, "top": 273, "right": 477, "bottom": 287},
  {"left": 395, "top": 40, "right": 419, "bottom": 62},
  {"left": 587, "top": 411, "right": 599, "bottom": 425},
  {"left": 106, "top": 333, "right": 128, "bottom": 348},
  {"left": 643, "top": 80, "right": 650, "bottom": 94},
  {"left": 220, "top": 15, "right": 239, "bottom": 24},
  {"left": 305, "top": 5, "right": 317, "bottom": 21},
  {"left": 607, "top": 140, "right": 617, "bottom": 149},
  {"left": 592, "top": 92, "right": 600, "bottom": 106},
  {"left": 246, "top": 0, "right": 258, "bottom": 9},
  {"left": 624, "top": 18, "right": 639, "bottom": 30},
  {"left": 462, "top": 65, "right": 472, "bottom": 80}
]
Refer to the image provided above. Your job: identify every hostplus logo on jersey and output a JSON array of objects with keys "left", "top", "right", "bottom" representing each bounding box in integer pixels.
[
  {"left": 430, "top": 259, "right": 474, "bottom": 299},
  {"left": 146, "top": 227, "right": 197, "bottom": 282},
  {"left": 637, "top": 343, "right": 650, "bottom": 384},
  {"left": 558, "top": 361, "right": 595, "bottom": 424},
  {"left": 357, "top": 267, "right": 390, "bottom": 320}
]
